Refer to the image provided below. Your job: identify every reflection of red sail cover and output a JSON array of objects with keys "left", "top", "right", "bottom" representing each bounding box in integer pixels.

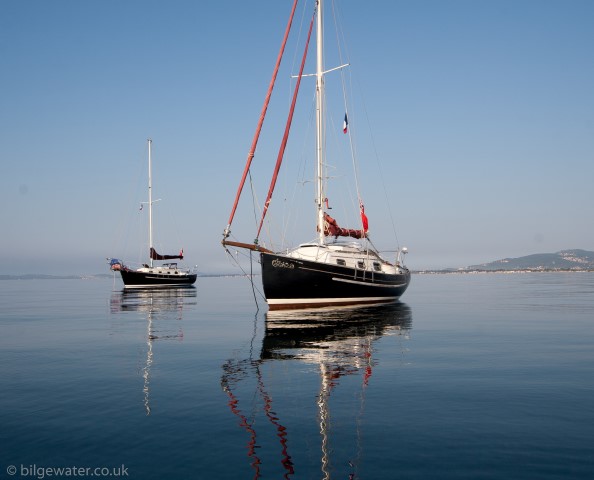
[
  {"left": 150, "top": 248, "right": 184, "bottom": 261},
  {"left": 321, "top": 213, "right": 367, "bottom": 239}
]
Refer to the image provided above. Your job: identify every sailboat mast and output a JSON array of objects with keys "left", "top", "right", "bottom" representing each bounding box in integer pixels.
[
  {"left": 148, "top": 138, "right": 154, "bottom": 268},
  {"left": 316, "top": 0, "right": 326, "bottom": 245}
]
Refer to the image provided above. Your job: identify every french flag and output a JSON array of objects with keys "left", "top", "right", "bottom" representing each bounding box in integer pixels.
[{"left": 343, "top": 113, "right": 348, "bottom": 134}]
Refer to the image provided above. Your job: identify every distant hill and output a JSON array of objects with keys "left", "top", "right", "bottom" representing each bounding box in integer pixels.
[
  {"left": 467, "top": 249, "right": 594, "bottom": 272},
  {"left": 0, "top": 274, "right": 111, "bottom": 280}
]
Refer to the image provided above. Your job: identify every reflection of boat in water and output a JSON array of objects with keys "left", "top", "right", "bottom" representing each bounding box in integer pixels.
[
  {"left": 110, "top": 287, "right": 197, "bottom": 317},
  {"left": 263, "top": 303, "right": 412, "bottom": 359},
  {"left": 222, "top": 302, "right": 412, "bottom": 479},
  {"left": 110, "top": 288, "right": 196, "bottom": 414}
]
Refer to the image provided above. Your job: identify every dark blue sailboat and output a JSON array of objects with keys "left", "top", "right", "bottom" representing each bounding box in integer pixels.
[
  {"left": 109, "top": 139, "right": 197, "bottom": 288},
  {"left": 222, "top": 0, "right": 409, "bottom": 309}
]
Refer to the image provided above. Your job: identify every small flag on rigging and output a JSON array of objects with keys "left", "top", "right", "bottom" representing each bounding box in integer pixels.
[
  {"left": 343, "top": 113, "right": 348, "bottom": 134},
  {"left": 360, "top": 202, "right": 369, "bottom": 232}
]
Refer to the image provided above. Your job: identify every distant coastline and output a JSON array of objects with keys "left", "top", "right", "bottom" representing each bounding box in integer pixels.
[
  {"left": 0, "top": 273, "right": 252, "bottom": 281},
  {"left": 413, "top": 268, "right": 594, "bottom": 275},
  {"left": 3, "top": 249, "right": 593, "bottom": 279}
]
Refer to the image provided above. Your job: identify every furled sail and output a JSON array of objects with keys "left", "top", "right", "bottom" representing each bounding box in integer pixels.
[
  {"left": 321, "top": 213, "right": 367, "bottom": 239},
  {"left": 150, "top": 248, "right": 183, "bottom": 261}
]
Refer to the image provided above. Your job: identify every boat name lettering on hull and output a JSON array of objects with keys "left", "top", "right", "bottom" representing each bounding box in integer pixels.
[{"left": 271, "top": 259, "right": 295, "bottom": 269}]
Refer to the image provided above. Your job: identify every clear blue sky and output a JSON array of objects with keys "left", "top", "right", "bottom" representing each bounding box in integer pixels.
[{"left": 1, "top": 0, "right": 593, "bottom": 275}]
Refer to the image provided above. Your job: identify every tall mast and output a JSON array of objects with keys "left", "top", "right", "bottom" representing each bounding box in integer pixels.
[
  {"left": 148, "top": 138, "right": 154, "bottom": 268},
  {"left": 316, "top": 0, "right": 325, "bottom": 245}
]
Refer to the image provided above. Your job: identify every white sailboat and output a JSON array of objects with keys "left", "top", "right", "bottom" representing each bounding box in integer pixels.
[
  {"left": 222, "top": 0, "right": 410, "bottom": 309},
  {"left": 109, "top": 139, "right": 197, "bottom": 288}
]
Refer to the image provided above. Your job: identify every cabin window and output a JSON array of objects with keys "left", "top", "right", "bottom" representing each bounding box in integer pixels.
[
  {"left": 373, "top": 262, "right": 382, "bottom": 272},
  {"left": 357, "top": 261, "right": 365, "bottom": 269},
  {"left": 336, "top": 259, "right": 346, "bottom": 266}
]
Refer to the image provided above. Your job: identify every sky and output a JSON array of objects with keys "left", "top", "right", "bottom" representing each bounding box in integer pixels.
[{"left": 1, "top": 0, "right": 593, "bottom": 275}]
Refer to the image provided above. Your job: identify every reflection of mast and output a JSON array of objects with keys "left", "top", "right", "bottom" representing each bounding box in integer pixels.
[
  {"left": 221, "top": 310, "right": 295, "bottom": 480},
  {"left": 221, "top": 359, "right": 262, "bottom": 478},
  {"left": 264, "top": 303, "right": 412, "bottom": 479},
  {"left": 221, "top": 303, "right": 412, "bottom": 480},
  {"left": 257, "top": 368, "right": 294, "bottom": 477},
  {"left": 221, "top": 357, "right": 295, "bottom": 480},
  {"left": 318, "top": 363, "right": 331, "bottom": 480},
  {"left": 143, "top": 305, "right": 154, "bottom": 416},
  {"left": 223, "top": 302, "right": 412, "bottom": 478},
  {"left": 314, "top": 328, "right": 376, "bottom": 480},
  {"left": 110, "top": 287, "right": 195, "bottom": 415}
]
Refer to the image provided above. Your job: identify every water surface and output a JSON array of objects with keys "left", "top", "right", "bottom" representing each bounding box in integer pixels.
[{"left": 1, "top": 273, "right": 593, "bottom": 479}]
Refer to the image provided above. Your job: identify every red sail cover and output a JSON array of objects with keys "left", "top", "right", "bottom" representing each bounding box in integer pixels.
[
  {"left": 321, "top": 213, "right": 367, "bottom": 239},
  {"left": 150, "top": 248, "right": 183, "bottom": 261}
]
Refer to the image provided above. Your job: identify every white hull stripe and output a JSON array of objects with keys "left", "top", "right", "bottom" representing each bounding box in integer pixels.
[{"left": 267, "top": 296, "right": 398, "bottom": 305}]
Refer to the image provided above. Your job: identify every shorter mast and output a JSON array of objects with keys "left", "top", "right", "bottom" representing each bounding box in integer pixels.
[{"left": 147, "top": 138, "right": 154, "bottom": 268}]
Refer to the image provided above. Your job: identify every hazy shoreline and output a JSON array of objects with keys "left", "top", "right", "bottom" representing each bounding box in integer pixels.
[{"left": 2, "top": 269, "right": 593, "bottom": 281}]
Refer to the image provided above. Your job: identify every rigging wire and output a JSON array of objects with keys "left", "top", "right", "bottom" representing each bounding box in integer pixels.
[
  {"left": 222, "top": 244, "right": 266, "bottom": 306},
  {"left": 248, "top": 170, "right": 261, "bottom": 232},
  {"left": 256, "top": 4, "right": 317, "bottom": 241},
  {"left": 278, "top": 88, "right": 317, "bottom": 250},
  {"left": 357, "top": 75, "right": 402, "bottom": 250},
  {"left": 224, "top": 0, "right": 300, "bottom": 235},
  {"left": 109, "top": 143, "right": 150, "bottom": 267},
  {"left": 332, "top": 0, "right": 402, "bottom": 252},
  {"left": 148, "top": 141, "right": 187, "bottom": 261},
  {"left": 331, "top": 0, "right": 365, "bottom": 234},
  {"left": 249, "top": 251, "right": 260, "bottom": 313}
]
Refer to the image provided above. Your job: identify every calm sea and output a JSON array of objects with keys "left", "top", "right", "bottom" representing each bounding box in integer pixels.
[{"left": 1, "top": 273, "right": 593, "bottom": 479}]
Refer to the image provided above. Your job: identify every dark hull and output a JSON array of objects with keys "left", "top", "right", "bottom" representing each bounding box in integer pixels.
[
  {"left": 260, "top": 252, "right": 410, "bottom": 310},
  {"left": 119, "top": 269, "right": 197, "bottom": 288}
]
